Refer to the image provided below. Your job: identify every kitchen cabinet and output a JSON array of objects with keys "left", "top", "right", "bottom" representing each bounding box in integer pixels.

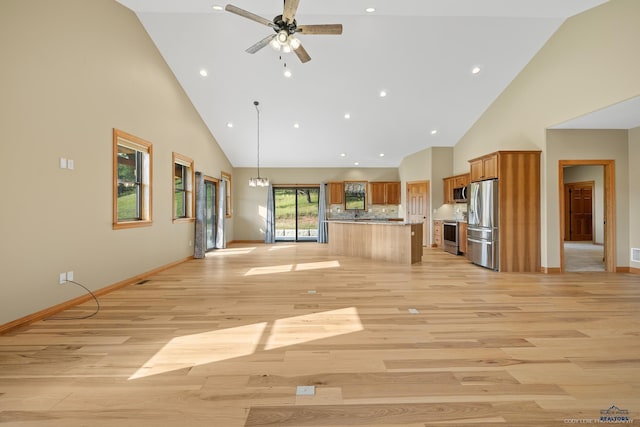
[
  {"left": 328, "top": 182, "right": 344, "bottom": 205},
  {"left": 369, "top": 181, "right": 401, "bottom": 205},
  {"left": 459, "top": 222, "right": 468, "bottom": 254},
  {"left": 443, "top": 173, "right": 470, "bottom": 204},
  {"left": 433, "top": 220, "right": 443, "bottom": 248},
  {"left": 469, "top": 153, "right": 498, "bottom": 182},
  {"left": 467, "top": 150, "right": 541, "bottom": 272}
]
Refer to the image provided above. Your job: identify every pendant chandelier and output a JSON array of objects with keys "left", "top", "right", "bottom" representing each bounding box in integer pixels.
[{"left": 248, "top": 100, "right": 269, "bottom": 187}]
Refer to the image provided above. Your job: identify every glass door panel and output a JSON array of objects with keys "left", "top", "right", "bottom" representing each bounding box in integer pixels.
[
  {"left": 204, "top": 180, "right": 216, "bottom": 251},
  {"left": 274, "top": 187, "right": 319, "bottom": 242}
]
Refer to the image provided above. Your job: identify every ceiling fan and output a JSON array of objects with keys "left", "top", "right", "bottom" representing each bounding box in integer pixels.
[{"left": 225, "top": 0, "right": 343, "bottom": 63}]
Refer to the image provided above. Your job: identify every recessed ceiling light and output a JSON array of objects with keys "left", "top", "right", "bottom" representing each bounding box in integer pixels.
[
  {"left": 293, "top": 123, "right": 300, "bottom": 128},
  {"left": 212, "top": 5, "right": 223, "bottom": 11},
  {"left": 471, "top": 66, "right": 481, "bottom": 74},
  {"left": 430, "top": 129, "right": 438, "bottom": 135},
  {"left": 199, "top": 69, "right": 208, "bottom": 77},
  {"left": 379, "top": 153, "right": 385, "bottom": 157},
  {"left": 379, "top": 90, "right": 387, "bottom": 97},
  {"left": 340, "top": 153, "right": 346, "bottom": 157},
  {"left": 284, "top": 69, "right": 292, "bottom": 78},
  {"left": 354, "top": 162, "right": 360, "bottom": 166},
  {"left": 226, "top": 122, "right": 233, "bottom": 128},
  {"left": 344, "top": 113, "right": 351, "bottom": 119},
  {"left": 365, "top": 7, "right": 376, "bottom": 13}
]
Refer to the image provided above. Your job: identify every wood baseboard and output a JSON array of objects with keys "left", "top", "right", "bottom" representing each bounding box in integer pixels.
[
  {"left": 616, "top": 267, "right": 630, "bottom": 273},
  {"left": 542, "top": 267, "right": 562, "bottom": 274},
  {"left": 0, "top": 256, "right": 193, "bottom": 335},
  {"left": 228, "top": 240, "right": 265, "bottom": 244},
  {"left": 631, "top": 267, "right": 640, "bottom": 275}
]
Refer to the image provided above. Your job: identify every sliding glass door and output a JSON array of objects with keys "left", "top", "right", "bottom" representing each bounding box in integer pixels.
[{"left": 274, "top": 187, "right": 319, "bottom": 242}]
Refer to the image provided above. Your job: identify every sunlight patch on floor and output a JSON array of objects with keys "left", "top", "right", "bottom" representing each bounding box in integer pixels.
[
  {"left": 264, "top": 307, "right": 363, "bottom": 351},
  {"left": 129, "top": 307, "right": 362, "bottom": 380},
  {"left": 128, "top": 322, "right": 267, "bottom": 380},
  {"left": 206, "top": 247, "right": 256, "bottom": 257},
  {"left": 268, "top": 245, "right": 296, "bottom": 251},
  {"left": 245, "top": 260, "right": 341, "bottom": 276}
]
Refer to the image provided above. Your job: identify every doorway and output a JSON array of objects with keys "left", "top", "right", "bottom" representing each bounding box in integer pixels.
[
  {"left": 204, "top": 177, "right": 218, "bottom": 252},
  {"left": 274, "top": 186, "right": 319, "bottom": 242},
  {"left": 558, "top": 161, "right": 615, "bottom": 272},
  {"left": 406, "top": 181, "right": 430, "bottom": 246}
]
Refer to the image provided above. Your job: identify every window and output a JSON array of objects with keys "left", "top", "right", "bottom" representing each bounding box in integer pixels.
[
  {"left": 113, "top": 129, "right": 152, "bottom": 229},
  {"left": 221, "top": 171, "right": 232, "bottom": 218},
  {"left": 173, "top": 153, "right": 194, "bottom": 222}
]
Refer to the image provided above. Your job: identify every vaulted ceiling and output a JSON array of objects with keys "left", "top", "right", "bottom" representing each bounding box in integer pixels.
[{"left": 115, "top": 0, "right": 609, "bottom": 167}]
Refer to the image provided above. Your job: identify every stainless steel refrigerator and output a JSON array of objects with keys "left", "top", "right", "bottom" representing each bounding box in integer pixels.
[{"left": 467, "top": 179, "right": 499, "bottom": 270}]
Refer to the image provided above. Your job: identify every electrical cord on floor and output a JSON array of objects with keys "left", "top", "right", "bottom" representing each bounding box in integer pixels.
[{"left": 45, "top": 280, "right": 100, "bottom": 320}]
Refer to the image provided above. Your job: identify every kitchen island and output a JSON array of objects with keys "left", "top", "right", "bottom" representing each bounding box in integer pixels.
[{"left": 327, "top": 220, "right": 423, "bottom": 264}]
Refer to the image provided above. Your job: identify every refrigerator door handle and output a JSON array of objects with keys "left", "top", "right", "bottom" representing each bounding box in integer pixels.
[{"left": 468, "top": 238, "right": 492, "bottom": 245}]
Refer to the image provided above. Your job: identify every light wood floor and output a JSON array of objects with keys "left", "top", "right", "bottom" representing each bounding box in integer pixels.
[{"left": 1, "top": 243, "right": 640, "bottom": 426}]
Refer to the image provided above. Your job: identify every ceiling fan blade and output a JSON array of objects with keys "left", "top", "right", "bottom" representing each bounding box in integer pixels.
[
  {"left": 294, "top": 43, "right": 311, "bottom": 63},
  {"left": 296, "top": 24, "right": 343, "bottom": 35},
  {"left": 225, "top": 4, "right": 276, "bottom": 28},
  {"left": 246, "top": 34, "right": 276, "bottom": 54},
  {"left": 282, "top": 0, "right": 300, "bottom": 24}
]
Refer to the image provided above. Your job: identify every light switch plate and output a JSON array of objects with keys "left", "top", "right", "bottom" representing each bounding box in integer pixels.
[
  {"left": 67, "top": 159, "right": 74, "bottom": 170},
  {"left": 59, "top": 158, "right": 67, "bottom": 169}
]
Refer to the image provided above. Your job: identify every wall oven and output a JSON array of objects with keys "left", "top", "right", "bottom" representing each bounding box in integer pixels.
[{"left": 443, "top": 221, "right": 460, "bottom": 255}]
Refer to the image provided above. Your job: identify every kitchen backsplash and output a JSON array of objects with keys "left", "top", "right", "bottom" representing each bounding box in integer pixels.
[
  {"left": 434, "top": 203, "right": 467, "bottom": 221},
  {"left": 328, "top": 204, "right": 400, "bottom": 220}
]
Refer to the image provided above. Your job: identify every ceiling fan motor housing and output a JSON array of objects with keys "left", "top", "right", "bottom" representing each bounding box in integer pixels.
[{"left": 273, "top": 15, "right": 297, "bottom": 34}]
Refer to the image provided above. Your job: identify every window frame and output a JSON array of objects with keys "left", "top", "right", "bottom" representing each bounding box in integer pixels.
[
  {"left": 172, "top": 152, "right": 195, "bottom": 223},
  {"left": 113, "top": 129, "right": 153, "bottom": 230},
  {"left": 221, "top": 171, "right": 232, "bottom": 218}
]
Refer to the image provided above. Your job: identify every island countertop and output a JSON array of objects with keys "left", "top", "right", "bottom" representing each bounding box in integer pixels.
[
  {"left": 325, "top": 219, "right": 423, "bottom": 226},
  {"left": 327, "top": 221, "right": 423, "bottom": 264}
]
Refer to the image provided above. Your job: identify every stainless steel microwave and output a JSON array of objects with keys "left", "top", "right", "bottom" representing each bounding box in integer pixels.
[{"left": 453, "top": 186, "right": 467, "bottom": 203}]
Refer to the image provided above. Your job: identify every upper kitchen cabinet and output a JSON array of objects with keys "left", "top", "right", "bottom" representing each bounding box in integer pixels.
[
  {"left": 469, "top": 153, "right": 498, "bottom": 182},
  {"left": 369, "top": 181, "right": 401, "bottom": 205},
  {"left": 328, "top": 182, "right": 344, "bottom": 205}
]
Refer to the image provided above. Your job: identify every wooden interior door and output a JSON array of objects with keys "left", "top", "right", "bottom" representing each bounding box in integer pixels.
[
  {"left": 564, "top": 182, "right": 593, "bottom": 241},
  {"left": 407, "top": 181, "right": 429, "bottom": 246}
]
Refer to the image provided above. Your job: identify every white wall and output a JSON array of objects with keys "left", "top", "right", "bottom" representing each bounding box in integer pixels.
[
  {"left": 630, "top": 126, "right": 640, "bottom": 271},
  {"left": 563, "top": 165, "right": 604, "bottom": 244},
  {"left": 452, "top": 0, "right": 640, "bottom": 269},
  {"left": 546, "top": 130, "right": 629, "bottom": 268},
  {"left": 0, "top": 0, "right": 232, "bottom": 325}
]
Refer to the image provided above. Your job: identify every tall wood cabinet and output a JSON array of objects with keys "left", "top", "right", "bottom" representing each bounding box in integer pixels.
[{"left": 468, "top": 151, "right": 541, "bottom": 273}]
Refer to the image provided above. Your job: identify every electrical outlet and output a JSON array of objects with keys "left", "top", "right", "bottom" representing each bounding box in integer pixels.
[
  {"left": 188, "top": 240, "right": 193, "bottom": 247},
  {"left": 59, "top": 272, "right": 67, "bottom": 284},
  {"left": 59, "top": 158, "right": 67, "bottom": 169},
  {"left": 67, "top": 271, "right": 74, "bottom": 281},
  {"left": 67, "top": 159, "right": 74, "bottom": 170}
]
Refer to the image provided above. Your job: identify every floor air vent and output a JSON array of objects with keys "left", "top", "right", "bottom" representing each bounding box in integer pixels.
[{"left": 632, "top": 248, "right": 640, "bottom": 263}]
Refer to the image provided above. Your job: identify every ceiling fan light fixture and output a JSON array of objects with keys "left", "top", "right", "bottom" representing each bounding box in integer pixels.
[
  {"left": 289, "top": 37, "right": 301, "bottom": 50},
  {"left": 276, "top": 30, "right": 289, "bottom": 45}
]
